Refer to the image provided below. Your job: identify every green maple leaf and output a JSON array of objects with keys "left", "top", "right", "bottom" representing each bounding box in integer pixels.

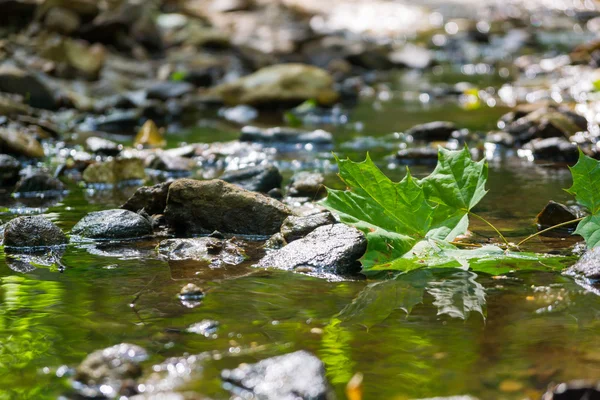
[
  {"left": 322, "top": 148, "right": 488, "bottom": 270},
  {"left": 566, "top": 150, "right": 600, "bottom": 247},
  {"left": 323, "top": 154, "right": 435, "bottom": 268},
  {"left": 420, "top": 146, "right": 488, "bottom": 241}
]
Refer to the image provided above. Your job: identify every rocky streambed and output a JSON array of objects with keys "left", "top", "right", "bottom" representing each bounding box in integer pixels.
[{"left": 5, "top": 0, "right": 600, "bottom": 399}]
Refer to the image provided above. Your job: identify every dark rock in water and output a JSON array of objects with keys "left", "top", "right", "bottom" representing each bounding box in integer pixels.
[
  {"left": 13, "top": 172, "right": 65, "bottom": 196},
  {"left": 72, "top": 209, "right": 153, "bottom": 239},
  {"left": 157, "top": 237, "right": 247, "bottom": 266},
  {"left": 396, "top": 147, "right": 439, "bottom": 165},
  {"left": 74, "top": 343, "right": 148, "bottom": 398},
  {"left": 82, "top": 110, "right": 142, "bottom": 134},
  {"left": 165, "top": 179, "right": 292, "bottom": 236},
  {"left": 536, "top": 201, "right": 580, "bottom": 232},
  {"left": 542, "top": 381, "right": 600, "bottom": 399},
  {"left": 146, "top": 81, "right": 195, "bottom": 101},
  {"left": 146, "top": 152, "right": 193, "bottom": 172},
  {"left": 4, "top": 216, "right": 68, "bottom": 248},
  {"left": 257, "top": 223, "right": 366, "bottom": 275},
  {"left": 85, "top": 136, "right": 122, "bottom": 156},
  {"left": 220, "top": 164, "right": 282, "bottom": 193},
  {"left": 121, "top": 182, "right": 172, "bottom": 215},
  {"left": 287, "top": 171, "right": 326, "bottom": 198},
  {"left": 222, "top": 351, "right": 333, "bottom": 400},
  {"left": 0, "top": 154, "right": 20, "bottom": 186},
  {"left": 566, "top": 248, "right": 600, "bottom": 280},
  {"left": 405, "top": 121, "right": 457, "bottom": 142},
  {"left": 525, "top": 137, "right": 579, "bottom": 163},
  {"left": 506, "top": 108, "right": 584, "bottom": 144},
  {"left": 281, "top": 212, "right": 336, "bottom": 242},
  {"left": 240, "top": 126, "right": 333, "bottom": 145},
  {"left": 0, "top": 64, "right": 57, "bottom": 110}
]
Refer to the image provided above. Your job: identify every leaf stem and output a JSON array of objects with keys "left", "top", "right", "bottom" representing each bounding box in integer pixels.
[
  {"left": 449, "top": 241, "right": 482, "bottom": 248},
  {"left": 516, "top": 217, "right": 584, "bottom": 247},
  {"left": 469, "top": 212, "right": 510, "bottom": 247}
]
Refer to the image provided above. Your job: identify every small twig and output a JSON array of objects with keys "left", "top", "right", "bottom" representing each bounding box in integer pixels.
[
  {"left": 469, "top": 211, "right": 510, "bottom": 247},
  {"left": 130, "top": 275, "right": 158, "bottom": 308},
  {"left": 449, "top": 241, "right": 482, "bottom": 248},
  {"left": 517, "top": 217, "right": 584, "bottom": 247}
]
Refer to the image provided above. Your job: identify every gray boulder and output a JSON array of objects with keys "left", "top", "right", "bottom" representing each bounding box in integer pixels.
[
  {"left": 72, "top": 209, "right": 153, "bottom": 239},
  {"left": 280, "top": 212, "right": 336, "bottom": 242},
  {"left": 121, "top": 182, "right": 172, "bottom": 215},
  {"left": 566, "top": 247, "right": 600, "bottom": 280},
  {"left": 222, "top": 351, "right": 333, "bottom": 400},
  {"left": 4, "top": 216, "right": 68, "bottom": 248},
  {"left": 157, "top": 237, "right": 247, "bottom": 266},
  {"left": 220, "top": 164, "right": 282, "bottom": 193},
  {"left": 257, "top": 223, "right": 366, "bottom": 275},
  {"left": 164, "top": 179, "right": 292, "bottom": 236}
]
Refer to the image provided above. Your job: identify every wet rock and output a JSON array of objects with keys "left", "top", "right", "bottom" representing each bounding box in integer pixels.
[
  {"left": 72, "top": 209, "right": 153, "bottom": 239},
  {"left": 165, "top": 179, "right": 292, "bottom": 236},
  {"left": 74, "top": 343, "right": 148, "bottom": 398},
  {"left": 281, "top": 212, "right": 336, "bottom": 242},
  {"left": 40, "top": 37, "right": 106, "bottom": 79},
  {"left": 395, "top": 147, "right": 439, "bottom": 165},
  {"left": 4, "top": 216, "right": 68, "bottom": 248},
  {"left": 220, "top": 164, "right": 282, "bottom": 193},
  {"left": 83, "top": 158, "right": 146, "bottom": 185},
  {"left": 186, "top": 319, "right": 219, "bottom": 337},
  {"left": 506, "top": 108, "right": 585, "bottom": 144},
  {"left": 287, "top": 171, "right": 326, "bottom": 198},
  {"left": 121, "top": 181, "right": 172, "bottom": 215},
  {"left": 85, "top": 136, "right": 122, "bottom": 156},
  {"left": 179, "top": 283, "right": 204, "bottom": 300},
  {"left": 134, "top": 120, "right": 165, "bottom": 148},
  {"left": 524, "top": 137, "right": 579, "bottom": 163},
  {"left": 0, "top": 154, "right": 21, "bottom": 186},
  {"left": 147, "top": 81, "right": 194, "bottom": 101},
  {"left": 222, "top": 350, "right": 333, "bottom": 400},
  {"left": 157, "top": 237, "right": 247, "bottom": 266},
  {"left": 536, "top": 201, "right": 580, "bottom": 231},
  {"left": 81, "top": 109, "right": 142, "bottom": 134},
  {"left": 211, "top": 64, "right": 339, "bottom": 106},
  {"left": 13, "top": 172, "right": 65, "bottom": 196},
  {"left": 257, "top": 223, "right": 366, "bottom": 275},
  {"left": 44, "top": 6, "right": 81, "bottom": 34},
  {"left": 264, "top": 232, "right": 286, "bottom": 250},
  {"left": 5, "top": 248, "right": 66, "bottom": 273},
  {"left": 0, "top": 126, "right": 45, "bottom": 158},
  {"left": 405, "top": 121, "right": 457, "bottom": 142},
  {"left": 146, "top": 152, "right": 193, "bottom": 172},
  {"left": 0, "top": 64, "right": 57, "bottom": 110},
  {"left": 240, "top": 126, "right": 333, "bottom": 145},
  {"left": 566, "top": 248, "right": 600, "bottom": 280},
  {"left": 219, "top": 105, "right": 258, "bottom": 124},
  {"left": 542, "top": 381, "right": 600, "bottom": 399}
]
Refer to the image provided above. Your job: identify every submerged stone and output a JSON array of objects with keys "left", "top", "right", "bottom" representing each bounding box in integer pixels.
[
  {"left": 257, "top": 223, "right": 366, "bottom": 275},
  {"left": 74, "top": 343, "right": 148, "bottom": 398},
  {"left": 186, "top": 319, "right": 219, "bottom": 337},
  {"left": 157, "top": 237, "right": 247, "bottom": 266},
  {"left": 220, "top": 164, "right": 282, "bottom": 193},
  {"left": 164, "top": 179, "right": 292, "bottom": 236},
  {"left": 72, "top": 209, "right": 153, "bottom": 239},
  {"left": 222, "top": 350, "right": 333, "bottom": 400},
  {"left": 4, "top": 216, "right": 68, "bottom": 248}
]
